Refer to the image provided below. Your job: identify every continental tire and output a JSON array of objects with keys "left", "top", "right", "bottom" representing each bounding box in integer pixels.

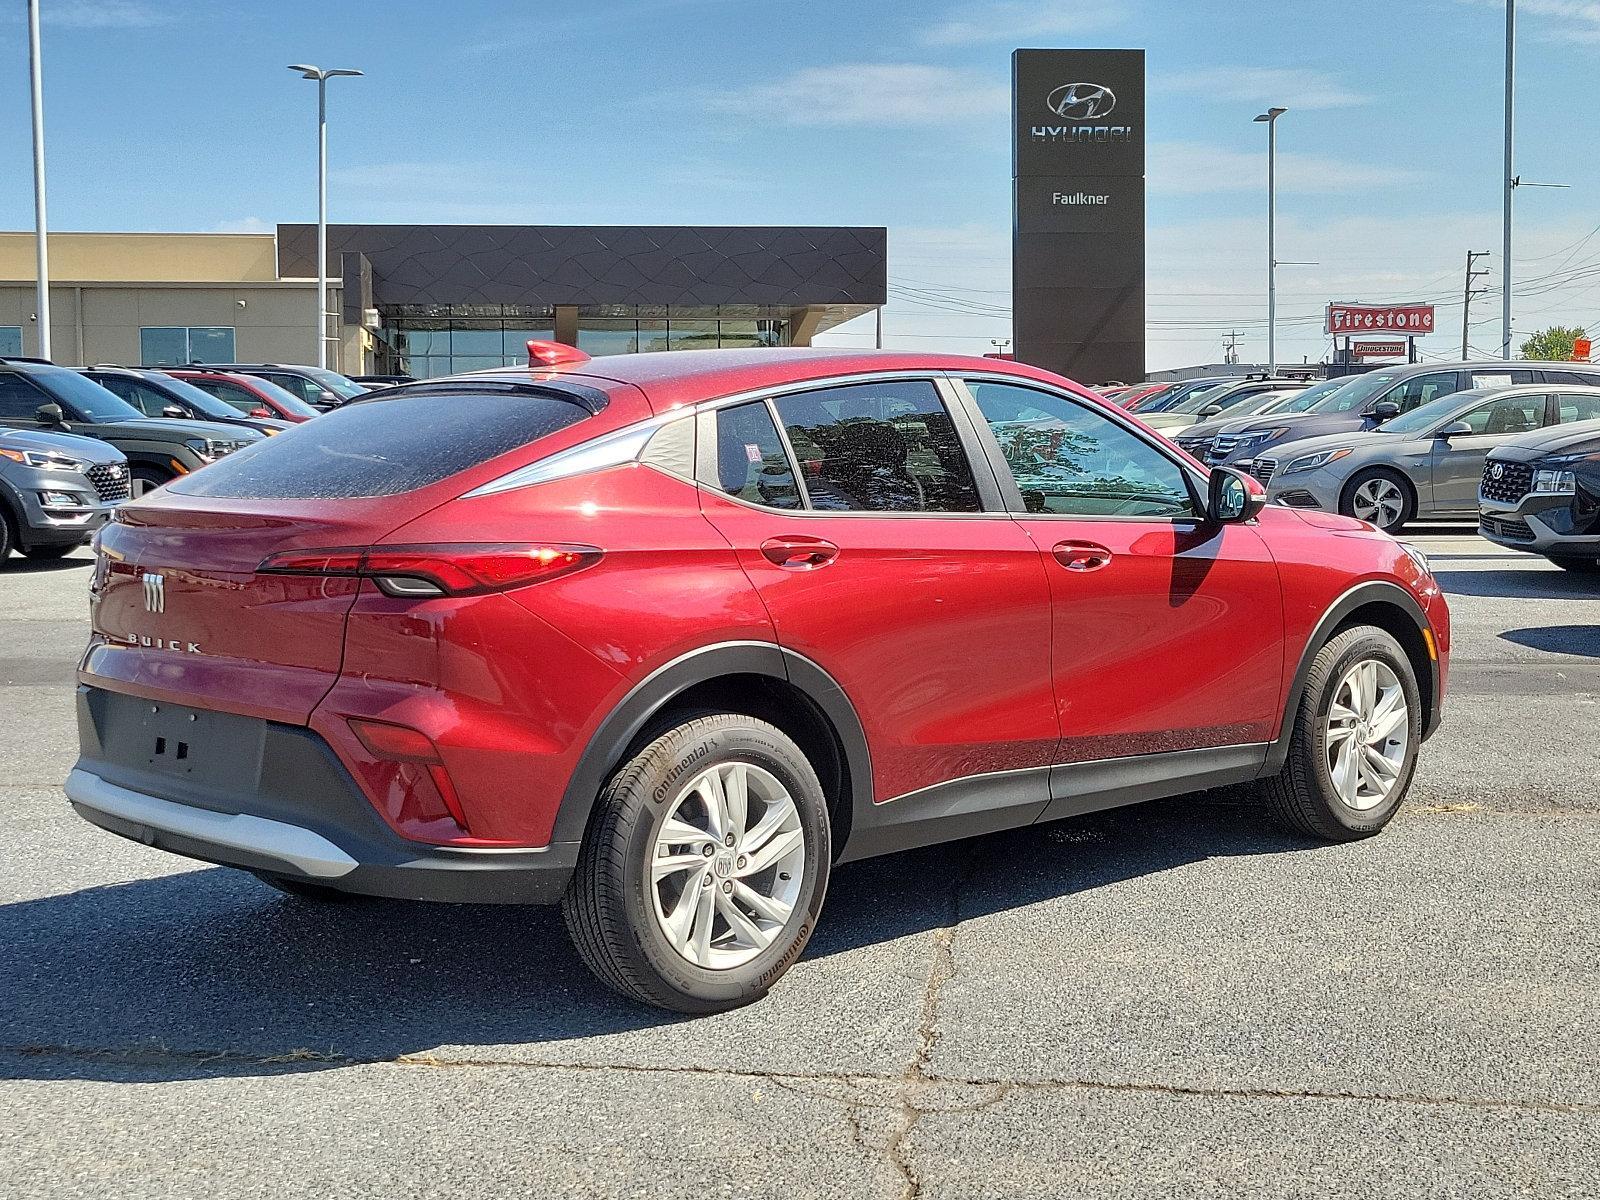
[
  {"left": 562, "top": 713, "right": 830, "bottom": 1014},
  {"left": 1263, "top": 626, "right": 1422, "bottom": 841}
]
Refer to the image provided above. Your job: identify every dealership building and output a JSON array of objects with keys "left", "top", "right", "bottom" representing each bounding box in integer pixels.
[{"left": 0, "top": 224, "right": 887, "bottom": 376}]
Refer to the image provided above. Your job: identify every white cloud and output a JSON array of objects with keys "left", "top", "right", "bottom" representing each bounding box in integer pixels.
[
  {"left": 709, "top": 64, "right": 1008, "bottom": 127},
  {"left": 208, "top": 217, "right": 272, "bottom": 234},
  {"left": 919, "top": 0, "right": 1128, "bottom": 46},
  {"left": 1157, "top": 66, "right": 1367, "bottom": 110},
  {"left": 1149, "top": 141, "right": 1428, "bottom": 195},
  {"left": 815, "top": 214, "right": 1600, "bottom": 372},
  {"left": 45, "top": 1, "right": 170, "bottom": 28},
  {"left": 1458, "top": 0, "right": 1600, "bottom": 43}
]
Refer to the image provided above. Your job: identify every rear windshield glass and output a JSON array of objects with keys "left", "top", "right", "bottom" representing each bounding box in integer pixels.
[{"left": 169, "top": 391, "right": 591, "bottom": 499}]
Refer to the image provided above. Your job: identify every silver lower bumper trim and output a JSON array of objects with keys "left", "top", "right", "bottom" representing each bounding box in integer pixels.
[{"left": 64, "top": 768, "right": 358, "bottom": 879}]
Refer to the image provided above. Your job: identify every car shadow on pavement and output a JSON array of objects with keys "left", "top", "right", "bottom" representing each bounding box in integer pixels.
[
  {"left": 3, "top": 555, "right": 92, "bottom": 574},
  {"left": 1499, "top": 625, "right": 1600, "bottom": 657},
  {"left": 0, "top": 794, "right": 1311, "bottom": 1085},
  {"left": 1432, "top": 568, "right": 1599, "bottom": 601}
]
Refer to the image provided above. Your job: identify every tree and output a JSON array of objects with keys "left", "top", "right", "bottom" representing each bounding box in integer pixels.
[{"left": 1520, "top": 325, "right": 1588, "bottom": 360}]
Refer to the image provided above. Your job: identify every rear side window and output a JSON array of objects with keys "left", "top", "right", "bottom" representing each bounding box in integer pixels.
[
  {"left": 1557, "top": 392, "right": 1600, "bottom": 424},
  {"left": 713, "top": 401, "right": 801, "bottom": 510},
  {"left": 770, "top": 380, "right": 981, "bottom": 513},
  {"left": 171, "top": 391, "right": 590, "bottom": 499}
]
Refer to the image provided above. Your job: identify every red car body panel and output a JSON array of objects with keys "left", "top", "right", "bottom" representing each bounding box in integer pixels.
[
  {"left": 73, "top": 348, "right": 1448, "bottom": 885},
  {"left": 168, "top": 370, "right": 317, "bottom": 424}
]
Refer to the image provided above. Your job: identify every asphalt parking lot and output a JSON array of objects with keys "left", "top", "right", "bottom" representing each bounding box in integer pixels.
[{"left": 3, "top": 529, "right": 1598, "bottom": 1199}]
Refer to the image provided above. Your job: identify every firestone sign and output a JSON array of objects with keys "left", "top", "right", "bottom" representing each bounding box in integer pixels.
[{"left": 1326, "top": 303, "right": 1436, "bottom": 336}]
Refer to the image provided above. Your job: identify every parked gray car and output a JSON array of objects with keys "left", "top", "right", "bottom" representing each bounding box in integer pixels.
[
  {"left": 0, "top": 427, "right": 129, "bottom": 563},
  {"left": 1256, "top": 384, "right": 1600, "bottom": 532},
  {"left": 1208, "top": 360, "right": 1600, "bottom": 472}
]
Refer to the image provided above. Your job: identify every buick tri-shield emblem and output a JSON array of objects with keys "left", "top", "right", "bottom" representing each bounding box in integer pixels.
[
  {"left": 1047, "top": 82, "right": 1117, "bottom": 120},
  {"left": 142, "top": 571, "right": 165, "bottom": 614}
]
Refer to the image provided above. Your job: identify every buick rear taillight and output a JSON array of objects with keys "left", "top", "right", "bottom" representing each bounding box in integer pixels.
[{"left": 258, "top": 543, "right": 600, "bottom": 598}]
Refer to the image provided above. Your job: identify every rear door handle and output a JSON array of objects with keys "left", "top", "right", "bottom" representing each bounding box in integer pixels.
[
  {"left": 760, "top": 536, "right": 840, "bottom": 571},
  {"left": 1051, "top": 540, "right": 1113, "bottom": 572}
]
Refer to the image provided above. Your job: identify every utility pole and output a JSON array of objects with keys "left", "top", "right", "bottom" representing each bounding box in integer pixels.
[
  {"left": 1254, "top": 107, "right": 1288, "bottom": 375},
  {"left": 1222, "top": 331, "right": 1241, "bottom": 365},
  {"left": 1462, "top": 250, "right": 1491, "bottom": 358},
  {"left": 1502, "top": 0, "right": 1515, "bottom": 358},
  {"left": 27, "top": 0, "right": 50, "bottom": 360}
]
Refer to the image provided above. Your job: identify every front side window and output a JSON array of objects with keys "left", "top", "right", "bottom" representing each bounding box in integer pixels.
[
  {"left": 968, "top": 381, "right": 1196, "bottom": 518},
  {"left": 770, "top": 381, "right": 981, "bottom": 513},
  {"left": 713, "top": 401, "right": 801, "bottom": 510},
  {"left": 0, "top": 374, "right": 45, "bottom": 419},
  {"left": 193, "top": 379, "right": 261, "bottom": 413},
  {"left": 94, "top": 376, "right": 168, "bottom": 416},
  {"left": 1383, "top": 371, "right": 1460, "bottom": 413},
  {"left": 1459, "top": 394, "right": 1545, "bottom": 436},
  {"left": 1557, "top": 392, "right": 1600, "bottom": 424}
]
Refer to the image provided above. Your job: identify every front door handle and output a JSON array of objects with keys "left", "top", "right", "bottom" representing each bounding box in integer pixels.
[
  {"left": 760, "top": 535, "right": 840, "bottom": 571},
  {"left": 1052, "top": 540, "right": 1113, "bottom": 572}
]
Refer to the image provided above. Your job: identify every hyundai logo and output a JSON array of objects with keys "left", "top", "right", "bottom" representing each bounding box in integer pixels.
[
  {"left": 142, "top": 571, "right": 165, "bottom": 614},
  {"left": 1046, "top": 82, "right": 1117, "bottom": 120},
  {"left": 1491, "top": 463, "right": 1505, "bottom": 480}
]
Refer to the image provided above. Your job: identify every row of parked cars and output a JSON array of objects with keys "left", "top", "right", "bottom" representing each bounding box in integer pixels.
[
  {"left": 0, "top": 357, "right": 377, "bottom": 564},
  {"left": 1105, "top": 360, "right": 1600, "bottom": 573}
]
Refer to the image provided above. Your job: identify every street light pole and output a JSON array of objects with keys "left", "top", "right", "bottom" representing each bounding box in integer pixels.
[
  {"left": 28, "top": 0, "right": 51, "bottom": 360},
  {"left": 1254, "top": 107, "right": 1287, "bottom": 375},
  {"left": 288, "top": 64, "right": 363, "bottom": 370},
  {"left": 1502, "top": 0, "right": 1515, "bottom": 359}
]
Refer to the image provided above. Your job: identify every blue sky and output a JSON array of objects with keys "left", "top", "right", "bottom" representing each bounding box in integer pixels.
[{"left": 3, "top": 0, "right": 1598, "bottom": 369}]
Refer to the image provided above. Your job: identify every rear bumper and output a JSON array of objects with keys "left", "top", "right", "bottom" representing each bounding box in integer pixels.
[{"left": 69, "top": 686, "right": 578, "bottom": 904}]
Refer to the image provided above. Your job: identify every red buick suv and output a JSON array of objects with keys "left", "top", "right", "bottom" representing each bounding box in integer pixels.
[{"left": 67, "top": 346, "right": 1449, "bottom": 1012}]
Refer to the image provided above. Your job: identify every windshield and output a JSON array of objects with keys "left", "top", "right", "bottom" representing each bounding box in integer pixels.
[
  {"left": 301, "top": 367, "right": 367, "bottom": 400},
  {"left": 1311, "top": 371, "right": 1404, "bottom": 414},
  {"left": 1141, "top": 379, "right": 1235, "bottom": 414},
  {"left": 1171, "top": 384, "right": 1261, "bottom": 415},
  {"left": 1377, "top": 389, "right": 1490, "bottom": 435},
  {"left": 150, "top": 374, "right": 252, "bottom": 421},
  {"left": 1270, "top": 377, "right": 1349, "bottom": 414},
  {"left": 31, "top": 367, "right": 145, "bottom": 421}
]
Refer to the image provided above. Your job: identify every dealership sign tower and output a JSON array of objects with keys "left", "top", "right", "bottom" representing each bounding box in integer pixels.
[{"left": 1012, "top": 48, "right": 1145, "bottom": 385}]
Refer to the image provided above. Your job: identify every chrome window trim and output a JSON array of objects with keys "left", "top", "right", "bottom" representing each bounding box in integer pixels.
[{"left": 697, "top": 373, "right": 1003, "bottom": 518}]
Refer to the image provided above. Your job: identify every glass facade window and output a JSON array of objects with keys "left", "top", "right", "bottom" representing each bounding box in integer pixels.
[
  {"left": 379, "top": 307, "right": 556, "bottom": 377},
  {"left": 0, "top": 326, "right": 21, "bottom": 357},
  {"left": 576, "top": 311, "right": 788, "bottom": 358},
  {"left": 140, "top": 326, "right": 236, "bottom": 367},
  {"left": 380, "top": 306, "right": 791, "bottom": 374}
]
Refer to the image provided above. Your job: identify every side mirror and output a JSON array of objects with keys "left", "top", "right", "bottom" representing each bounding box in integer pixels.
[
  {"left": 1437, "top": 420, "right": 1473, "bottom": 438},
  {"left": 249, "top": 407, "right": 272, "bottom": 419},
  {"left": 161, "top": 404, "right": 186, "bottom": 419},
  {"left": 35, "top": 402, "right": 65, "bottom": 427},
  {"left": 1207, "top": 466, "right": 1266, "bottom": 524},
  {"left": 1371, "top": 401, "right": 1401, "bottom": 422},
  {"left": 1199, "top": 404, "right": 1223, "bottom": 418}
]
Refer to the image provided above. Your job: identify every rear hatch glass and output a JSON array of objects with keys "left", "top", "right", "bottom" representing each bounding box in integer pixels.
[{"left": 168, "top": 389, "right": 593, "bottom": 499}]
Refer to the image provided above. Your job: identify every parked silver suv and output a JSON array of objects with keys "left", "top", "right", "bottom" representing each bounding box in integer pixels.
[
  {"left": 0, "top": 427, "right": 128, "bottom": 563},
  {"left": 1256, "top": 384, "right": 1600, "bottom": 532}
]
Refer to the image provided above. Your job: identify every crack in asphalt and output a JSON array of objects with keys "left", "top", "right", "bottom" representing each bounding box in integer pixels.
[{"left": 7, "top": 1041, "right": 1599, "bottom": 1121}]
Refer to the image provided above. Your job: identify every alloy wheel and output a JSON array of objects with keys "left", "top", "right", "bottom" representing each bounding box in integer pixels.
[
  {"left": 1350, "top": 477, "right": 1406, "bottom": 529},
  {"left": 1324, "top": 659, "right": 1409, "bottom": 810},
  {"left": 649, "top": 761, "right": 805, "bottom": 969}
]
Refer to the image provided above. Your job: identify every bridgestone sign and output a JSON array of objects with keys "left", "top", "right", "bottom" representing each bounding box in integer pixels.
[{"left": 1012, "top": 48, "right": 1146, "bottom": 386}]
